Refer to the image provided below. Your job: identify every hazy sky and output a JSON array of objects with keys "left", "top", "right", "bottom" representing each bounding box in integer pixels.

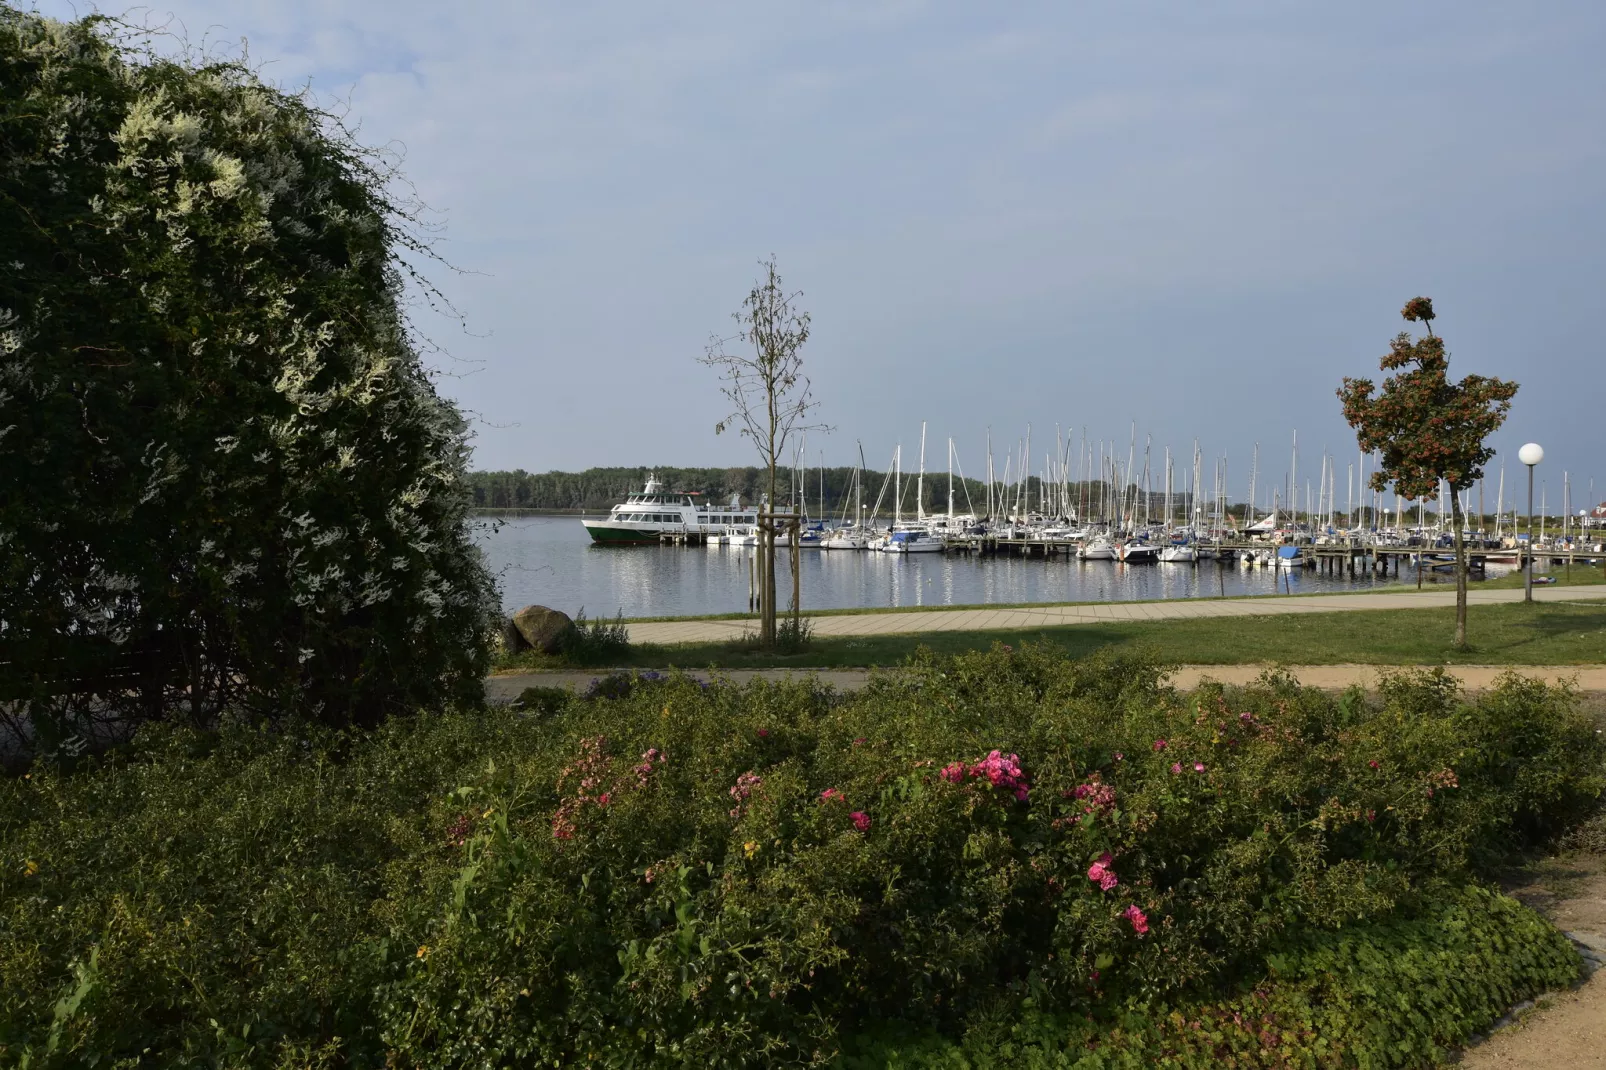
[{"left": 38, "top": 1, "right": 1606, "bottom": 510}]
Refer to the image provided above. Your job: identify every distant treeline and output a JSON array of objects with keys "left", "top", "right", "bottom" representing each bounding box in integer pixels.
[{"left": 468, "top": 466, "right": 1190, "bottom": 520}]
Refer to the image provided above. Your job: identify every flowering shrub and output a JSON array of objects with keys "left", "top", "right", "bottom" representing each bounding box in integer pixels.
[
  {"left": 0, "top": 648, "right": 1600, "bottom": 1066},
  {"left": 0, "top": 8, "right": 498, "bottom": 746}
]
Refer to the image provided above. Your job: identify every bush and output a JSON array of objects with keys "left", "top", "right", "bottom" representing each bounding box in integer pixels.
[
  {"left": 569, "top": 608, "right": 632, "bottom": 664},
  {"left": 0, "top": 648, "right": 1600, "bottom": 1067},
  {"left": 0, "top": 7, "right": 496, "bottom": 748}
]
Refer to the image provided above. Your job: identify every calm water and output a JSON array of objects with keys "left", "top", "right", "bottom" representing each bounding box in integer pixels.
[{"left": 476, "top": 516, "right": 1436, "bottom": 618}]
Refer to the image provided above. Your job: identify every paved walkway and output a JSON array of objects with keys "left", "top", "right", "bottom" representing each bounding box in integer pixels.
[
  {"left": 486, "top": 663, "right": 1606, "bottom": 703},
  {"left": 626, "top": 585, "right": 1606, "bottom": 645}
]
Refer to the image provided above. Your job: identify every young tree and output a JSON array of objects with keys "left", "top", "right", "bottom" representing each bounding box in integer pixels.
[
  {"left": 699, "top": 258, "right": 825, "bottom": 647},
  {"left": 1338, "top": 298, "right": 1518, "bottom": 647}
]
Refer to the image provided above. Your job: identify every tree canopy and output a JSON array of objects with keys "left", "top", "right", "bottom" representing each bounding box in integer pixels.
[
  {"left": 1338, "top": 297, "right": 1517, "bottom": 646},
  {"left": 0, "top": 7, "right": 496, "bottom": 747}
]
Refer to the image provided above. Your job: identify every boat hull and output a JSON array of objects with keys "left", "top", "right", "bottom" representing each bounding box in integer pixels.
[{"left": 582, "top": 522, "right": 664, "bottom": 545}]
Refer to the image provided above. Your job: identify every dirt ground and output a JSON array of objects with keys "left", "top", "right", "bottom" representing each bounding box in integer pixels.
[{"left": 1457, "top": 850, "right": 1606, "bottom": 1067}]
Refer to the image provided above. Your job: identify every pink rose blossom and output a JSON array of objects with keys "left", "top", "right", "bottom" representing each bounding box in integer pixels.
[
  {"left": 1170, "top": 762, "right": 1183, "bottom": 775},
  {"left": 819, "top": 788, "right": 844, "bottom": 803},
  {"left": 1113, "top": 752, "right": 1125, "bottom": 762},
  {"left": 1193, "top": 762, "right": 1205, "bottom": 773},
  {"left": 1123, "top": 904, "right": 1150, "bottom": 934},
  {"left": 850, "top": 811, "right": 871, "bottom": 832},
  {"left": 1087, "top": 853, "right": 1119, "bottom": 891},
  {"left": 1153, "top": 739, "right": 1168, "bottom": 752}
]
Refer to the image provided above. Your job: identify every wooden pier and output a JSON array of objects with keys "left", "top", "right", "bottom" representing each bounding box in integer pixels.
[{"left": 947, "top": 537, "right": 1599, "bottom": 576}]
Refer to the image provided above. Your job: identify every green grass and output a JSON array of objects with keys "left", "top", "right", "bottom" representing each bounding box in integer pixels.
[{"left": 495, "top": 600, "right": 1606, "bottom": 672}]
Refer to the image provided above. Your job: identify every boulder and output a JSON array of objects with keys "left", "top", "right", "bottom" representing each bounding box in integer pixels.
[
  {"left": 500, "top": 616, "right": 531, "bottom": 653},
  {"left": 512, "top": 605, "right": 574, "bottom": 654}
]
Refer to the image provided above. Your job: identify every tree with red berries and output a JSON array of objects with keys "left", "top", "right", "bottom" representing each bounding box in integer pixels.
[{"left": 1339, "top": 297, "right": 1518, "bottom": 647}]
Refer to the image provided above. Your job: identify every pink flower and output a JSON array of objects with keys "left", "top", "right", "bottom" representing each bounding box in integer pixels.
[
  {"left": 1153, "top": 739, "right": 1168, "bottom": 752},
  {"left": 597, "top": 793, "right": 611, "bottom": 807},
  {"left": 729, "top": 771, "right": 763, "bottom": 817},
  {"left": 1123, "top": 904, "right": 1150, "bottom": 935},
  {"left": 757, "top": 729, "right": 770, "bottom": 738},
  {"left": 853, "top": 737, "right": 868, "bottom": 746},
  {"left": 819, "top": 788, "right": 843, "bottom": 803},
  {"left": 1239, "top": 712, "right": 1254, "bottom": 723},
  {"left": 1087, "top": 853, "right": 1119, "bottom": 891},
  {"left": 1193, "top": 762, "right": 1205, "bottom": 773},
  {"left": 850, "top": 811, "right": 871, "bottom": 832},
  {"left": 1170, "top": 762, "right": 1182, "bottom": 775},
  {"left": 1368, "top": 760, "right": 1379, "bottom": 769},
  {"left": 1113, "top": 752, "right": 1125, "bottom": 762},
  {"left": 939, "top": 762, "right": 967, "bottom": 783}
]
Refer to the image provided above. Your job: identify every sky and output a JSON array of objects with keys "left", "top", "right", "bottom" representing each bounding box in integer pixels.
[{"left": 35, "top": 0, "right": 1606, "bottom": 512}]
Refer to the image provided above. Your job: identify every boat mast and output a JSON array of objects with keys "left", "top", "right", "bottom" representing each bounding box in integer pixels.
[
  {"left": 948, "top": 437, "right": 955, "bottom": 522},
  {"left": 1248, "top": 442, "right": 1259, "bottom": 530},
  {"left": 985, "top": 428, "right": 994, "bottom": 521},
  {"left": 894, "top": 444, "right": 902, "bottom": 528},
  {"left": 917, "top": 421, "right": 927, "bottom": 522}
]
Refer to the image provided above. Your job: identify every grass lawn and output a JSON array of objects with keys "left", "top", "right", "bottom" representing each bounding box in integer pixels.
[{"left": 497, "top": 599, "right": 1606, "bottom": 672}]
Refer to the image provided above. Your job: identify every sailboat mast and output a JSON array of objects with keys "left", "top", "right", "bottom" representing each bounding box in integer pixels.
[
  {"left": 947, "top": 437, "right": 954, "bottom": 521},
  {"left": 917, "top": 421, "right": 927, "bottom": 522}
]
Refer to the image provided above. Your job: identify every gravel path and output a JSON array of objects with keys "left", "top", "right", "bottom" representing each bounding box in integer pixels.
[{"left": 485, "top": 663, "right": 1606, "bottom": 703}]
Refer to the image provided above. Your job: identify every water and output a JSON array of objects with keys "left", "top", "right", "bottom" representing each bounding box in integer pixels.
[{"left": 477, "top": 516, "right": 1433, "bottom": 618}]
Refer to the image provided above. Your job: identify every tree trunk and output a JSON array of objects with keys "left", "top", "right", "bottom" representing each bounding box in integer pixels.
[
  {"left": 761, "top": 514, "right": 776, "bottom": 646},
  {"left": 790, "top": 518, "right": 801, "bottom": 632},
  {"left": 1450, "top": 492, "right": 1468, "bottom": 648}
]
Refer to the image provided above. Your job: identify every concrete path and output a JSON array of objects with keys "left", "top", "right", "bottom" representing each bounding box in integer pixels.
[
  {"left": 486, "top": 663, "right": 1606, "bottom": 704},
  {"left": 626, "top": 584, "right": 1606, "bottom": 645}
]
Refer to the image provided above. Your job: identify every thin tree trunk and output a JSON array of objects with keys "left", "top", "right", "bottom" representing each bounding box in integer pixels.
[
  {"left": 1451, "top": 492, "right": 1468, "bottom": 648},
  {"left": 790, "top": 518, "right": 800, "bottom": 632}
]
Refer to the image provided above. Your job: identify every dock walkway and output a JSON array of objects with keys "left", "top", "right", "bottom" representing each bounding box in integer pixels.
[{"left": 625, "top": 585, "right": 1606, "bottom": 645}]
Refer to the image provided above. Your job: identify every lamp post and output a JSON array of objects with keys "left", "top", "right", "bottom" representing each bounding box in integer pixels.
[{"left": 1518, "top": 442, "right": 1544, "bottom": 602}]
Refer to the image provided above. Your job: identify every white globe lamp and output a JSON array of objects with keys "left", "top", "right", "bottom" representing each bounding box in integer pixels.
[{"left": 1518, "top": 443, "right": 1543, "bottom": 600}]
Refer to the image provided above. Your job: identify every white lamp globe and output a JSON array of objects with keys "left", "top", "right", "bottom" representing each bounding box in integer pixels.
[{"left": 1518, "top": 442, "right": 1544, "bottom": 466}]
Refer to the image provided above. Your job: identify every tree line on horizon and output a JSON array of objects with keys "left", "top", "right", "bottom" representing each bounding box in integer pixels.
[
  {"left": 468, "top": 465, "right": 1197, "bottom": 518},
  {"left": 472, "top": 465, "right": 1256, "bottom": 524}
]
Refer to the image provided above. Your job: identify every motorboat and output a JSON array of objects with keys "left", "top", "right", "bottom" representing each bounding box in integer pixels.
[
  {"left": 1077, "top": 535, "right": 1117, "bottom": 560},
  {"left": 1117, "top": 541, "right": 1160, "bottom": 564},
  {"left": 883, "top": 529, "right": 944, "bottom": 553},
  {"left": 822, "top": 528, "right": 871, "bottom": 550}
]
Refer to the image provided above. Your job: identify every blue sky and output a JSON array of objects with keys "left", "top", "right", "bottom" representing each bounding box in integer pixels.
[{"left": 38, "top": 1, "right": 1606, "bottom": 510}]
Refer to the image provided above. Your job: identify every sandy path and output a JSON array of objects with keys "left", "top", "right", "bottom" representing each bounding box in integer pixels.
[
  {"left": 485, "top": 664, "right": 1606, "bottom": 703},
  {"left": 1459, "top": 856, "right": 1606, "bottom": 1067}
]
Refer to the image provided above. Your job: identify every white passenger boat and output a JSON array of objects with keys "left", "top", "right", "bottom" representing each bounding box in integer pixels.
[{"left": 581, "top": 474, "right": 758, "bottom": 544}]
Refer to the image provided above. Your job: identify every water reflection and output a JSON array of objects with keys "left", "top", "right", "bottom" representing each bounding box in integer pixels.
[{"left": 478, "top": 517, "right": 1428, "bottom": 618}]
